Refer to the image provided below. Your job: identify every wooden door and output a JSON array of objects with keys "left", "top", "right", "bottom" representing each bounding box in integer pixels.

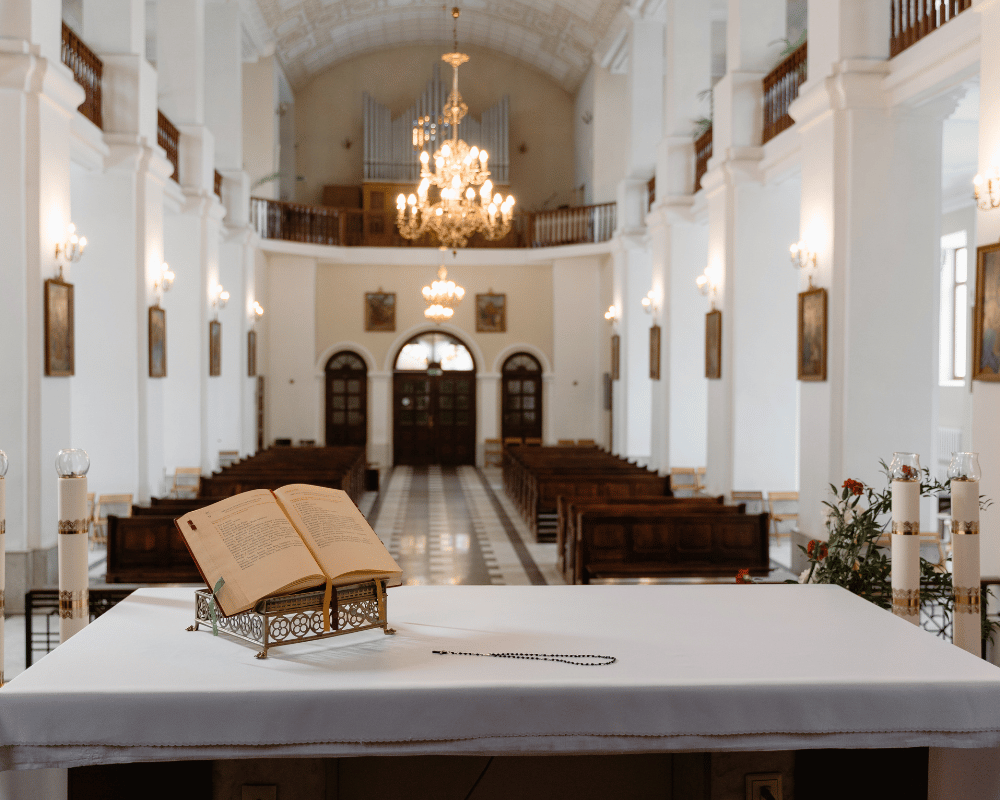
[
  {"left": 393, "top": 372, "right": 476, "bottom": 465},
  {"left": 501, "top": 353, "right": 542, "bottom": 441},
  {"left": 325, "top": 352, "right": 367, "bottom": 446}
]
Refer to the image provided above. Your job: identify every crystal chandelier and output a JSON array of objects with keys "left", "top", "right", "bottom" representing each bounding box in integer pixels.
[
  {"left": 396, "top": 8, "right": 515, "bottom": 249},
  {"left": 423, "top": 252, "right": 465, "bottom": 324}
]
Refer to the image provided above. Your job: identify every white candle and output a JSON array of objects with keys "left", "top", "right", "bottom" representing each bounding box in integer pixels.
[
  {"left": 952, "top": 478, "right": 981, "bottom": 656},
  {"left": 0, "top": 473, "right": 5, "bottom": 686},
  {"left": 891, "top": 477, "right": 921, "bottom": 625},
  {"left": 58, "top": 475, "right": 89, "bottom": 642}
]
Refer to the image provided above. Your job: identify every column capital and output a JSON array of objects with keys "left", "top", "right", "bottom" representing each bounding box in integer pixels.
[{"left": 0, "top": 48, "right": 85, "bottom": 119}]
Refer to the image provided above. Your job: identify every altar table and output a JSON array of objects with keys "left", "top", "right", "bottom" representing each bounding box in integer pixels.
[{"left": 1, "top": 584, "right": 1000, "bottom": 779}]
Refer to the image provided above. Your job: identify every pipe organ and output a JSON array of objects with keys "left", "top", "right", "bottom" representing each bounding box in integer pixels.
[{"left": 364, "top": 63, "right": 509, "bottom": 185}]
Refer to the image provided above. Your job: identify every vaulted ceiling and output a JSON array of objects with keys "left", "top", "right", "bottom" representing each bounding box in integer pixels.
[{"left": 242, "top": 0, "right": 625, "bottom": 92}]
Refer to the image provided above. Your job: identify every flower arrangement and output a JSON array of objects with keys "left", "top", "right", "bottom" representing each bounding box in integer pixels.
[{"left": 798, "top": 462, "right": 996, "bottom": 641}]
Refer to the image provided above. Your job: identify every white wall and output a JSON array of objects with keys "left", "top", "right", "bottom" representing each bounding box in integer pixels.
[{"left": 591, "top": 66, "right": 630, "bottom": 206}]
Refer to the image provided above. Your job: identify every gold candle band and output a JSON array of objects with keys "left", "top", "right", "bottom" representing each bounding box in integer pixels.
[
  {"left": 892, "top": 588, "right": 920, "bottom": 615},
  {"left": 953, "top": 521, "right": 980, "bottom": 534},
  {"left": 58, "top": 519, "right": 89, "bottom": 534},
  {"left": 0, "top": 521, "right": 4, "bottom": 534},
  {"left": 59, "top": 589, "right": 88, "bottom": 619},
  {"left": 0, "top": 589, "right": 4, "bottom": 614},
  {"left": 891, "top": 521, "right": 920, "bottom": 535},
  {"left": 954, "top": 587, "right": 981, "bottom": 613}
]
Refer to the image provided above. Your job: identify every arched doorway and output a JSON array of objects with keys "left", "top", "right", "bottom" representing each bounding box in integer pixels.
[
  {"left": 393, "top": 332, "right": 476, "bottom": 465},
  {"left": 325, "top": 351, "right": 367, "bottom": 446},
  {"left": 501, "top": 352, "right": 543, "bottom": 442}
]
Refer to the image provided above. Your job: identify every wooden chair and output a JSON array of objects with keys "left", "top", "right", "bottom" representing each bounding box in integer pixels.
[
  {"left": 557, "top": 439, "right": 576, "bottom": 447},
  {"left": 731, "top": 491, "right": 765, "bottom": 515},
  {"left": 695, "top": 467, "right": 707, "bottom": 494},
  {"left": 171, "top": 467, "right": 201, "bottom": 499},
  {"left": 218, "top": 450, "right": 240, "bottom": 469},
  {"left": 767, "top": 491, "right": 799, "bottom": 539},
  {"left": 577, "top": 439, "right": 597, "bottom": 447},
  {"left": 298, "top": 439, "right": 316, "bottom": 447},
  {"left": 484, "top": 439, "right": 503, "bottom": 468},
  {"left": 669, "top": 468, "right": 698, "bottom": 498},
  {"left": 504, "top": 437, "right": 523, "bottom": 447},
  {"left": 93, "top": 493, "right": 133, "bottom": 548},
  {"left": 524, "top": 437, "right": 543, "bottom": 446}
]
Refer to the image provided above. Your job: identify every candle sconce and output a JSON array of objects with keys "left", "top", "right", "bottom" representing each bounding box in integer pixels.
[
  {"left": 604, "top": 305, "right": 620, "bottom": 325},
  {"left": 696, "top": 266, "right": 720, "bottom": 309},
  {"left": 790, "top": 241, "right": 817, "bottom": 287},
  {"left": 153, "top": 263, "right": 175, "bottom": 305},
  {"left": 641, "top": 290, "right": 659, "bottom": 316},
  {"left": 210, "top": 284, "right": 230, "bottom": 320},
  {"left": 54, "top": 224, "right": 87, "bottom": 278},
  {"left": 974, "top": 166, "right": 1000, "bottom": 211}
]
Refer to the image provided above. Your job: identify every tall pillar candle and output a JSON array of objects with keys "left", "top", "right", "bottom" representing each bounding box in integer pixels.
[
  {"left": 0, "top": 450, "right": 7, "bottom": 686},
  {"left": 950, "top": 452, "right": 982, "bottom": 656},
  {"left": 890, "top": 452, "right": 921, "bottom": 625},
  {"left": 55, "top": 449, "right": 90, "bottom": 642}
]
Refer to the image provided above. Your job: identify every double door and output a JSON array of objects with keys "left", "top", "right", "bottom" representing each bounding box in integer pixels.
[{"left": 393, "top": 372, "right": 476, "bottom": 465}]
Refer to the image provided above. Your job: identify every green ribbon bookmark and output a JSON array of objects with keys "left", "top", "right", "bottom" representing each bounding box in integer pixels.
[{"left": 209, "top": 577, "right": 225, "bottom": 636}]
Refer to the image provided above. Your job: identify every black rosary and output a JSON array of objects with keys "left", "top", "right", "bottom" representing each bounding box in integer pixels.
[{"left": 432, "top": 650, "right": 616, "bottom": 666}]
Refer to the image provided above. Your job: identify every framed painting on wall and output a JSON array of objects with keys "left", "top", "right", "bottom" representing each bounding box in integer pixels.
[
  {"left": 611, "top": 334, "right": 621, "bottom": 380},
  {"left": 248, "top": 330, "right": 257, "bottom": 377},
  {"left": 797, "top": 287, "right": 827, "bottom": 381},
  {"left": 44, "top": 278, "right": 74, "bottom": 376},
  {"left": 476, "top": 293, "right": 506, "bottom": 332},
  {"left": 705, "top": 310, "right": 721, "bottom": 380},
  {"left": 209, "top": 320, "right": 221, "bottom": 377},
  {"left": 974, "top": 241, "right": 1000, "bottom": 381},
  {"left": 365, "top": 291, "right": 396, "bottom": 332},
  {"left": 650, "top": 324, "right": 661, "bottom": 380},
  {"left": 148, "top": 306, "right": 166, "bottom": 378}
]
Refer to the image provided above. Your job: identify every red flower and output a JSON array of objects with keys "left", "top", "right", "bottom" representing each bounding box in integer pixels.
[
  {"left": 807, "top": 539, "right": 817, "bottom": 556},
  {"left": 818, "top": 543, "right": 828, "bottom": 560},
  {"left": 901, "top": 465, "right": 917, "bottom": 479},
  {"left": 736, "top": 568, "right": 752, "bottom": 584},
  {"left": 842, "top": 479, "right": 864, "bottom": 496}
]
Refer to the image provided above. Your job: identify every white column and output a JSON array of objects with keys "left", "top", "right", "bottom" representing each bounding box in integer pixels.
[
  {"left": 368, "top": 372, "right": 392, "bottom": 468},
  {"left": 477, "top": 374, "right": 500, "bottom": 466},
  {"left": 793, "top": 0, "right": 943, "bottom": 557},
  {"left": 971, "top": 0, "right": 1000, "bottom": 581},
  {"left": 702, "top": 0, "right": 794, "bottom": 498},
  {"left": 648, "top": 0, "right": 712, "bottom": 476},
  {"left": 0, "top": 0, "right": 84, "bottom": 612}
]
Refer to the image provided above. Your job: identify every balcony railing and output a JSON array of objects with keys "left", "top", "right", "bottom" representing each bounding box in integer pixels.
[
  {"left": 214, "top": 170, "right": 223, "bottom": 199},
  {"left": 157, "top": 111, "right": 180, "bottom": 183},
  {"left": 250, "top": 197, "right": 617, "bottom": 249},
  {"left": 694, "top": 126, "right": 713, "bottom": 192},
  {"left": 61, "top": 23, "right": 103, "bottom": 130},
  {"left": 890, "top": 0, "right": 971, "bottom": 57},
  {"left": 528, "top": 203, "right": 616, "bottom": 248},
  {"left": 762, "top": 41, "right": 807, "bottom": 145}
]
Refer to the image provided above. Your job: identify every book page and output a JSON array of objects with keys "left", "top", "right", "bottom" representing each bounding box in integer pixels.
[
  {"left": 274, "top": 484, "right": 402, "bottom": 586},
  {"left": 178, "top": 490, "right": 326, "bottom": 615}
]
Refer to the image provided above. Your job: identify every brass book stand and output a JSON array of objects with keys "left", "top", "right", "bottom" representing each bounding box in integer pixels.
[{"left": 188, "top": 579, "right": 395, "bottom": 659}]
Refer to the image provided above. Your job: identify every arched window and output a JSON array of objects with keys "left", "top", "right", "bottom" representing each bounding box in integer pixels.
[
  {"left": 393, "top": 332, "right": 476, "bottom": 465},
  {"left": 325, "top": 351, "right": 367, "bottom": 446},
  {"left": 501, "top": 352, "right": 542, "bottom": 442}
]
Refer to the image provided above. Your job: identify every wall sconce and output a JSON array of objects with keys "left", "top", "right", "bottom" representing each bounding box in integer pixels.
[
  {"left": 696, "top": 266, "right": 720, "bottom": 308},
  {"left": 641, "top": 290, "right": 659, "bottom": 316},
  {"left": 153, "top": 263, "right": 175, "bottom": 304},
  {"left": 604, "top": 305, "right": 620, "bottom": 324},
  {"left": 54, "top": 223, "right": 87, "bottom": 277},
  {"left": 789, "top": 241, "right": 817, "bottom": 287},
  {"left": 210, "top": 284, "right": 230, "bottom": 319},
  {"left": 974, "top": 166, "right": 1000, "bottom": 211},
  {"left": 251, "top": 301, "right": 264, "bottom": 325}
]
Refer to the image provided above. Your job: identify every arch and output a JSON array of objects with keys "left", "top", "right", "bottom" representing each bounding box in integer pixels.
[
  {"left": 383, "top": 323, "right": 486, "bottom": 373},
  {"left": 394, "top": 331, "right": 476, "bottom": 372},
  {"left": 491, "top": 342, "right": 552, "bottom": 375},
  {"left": 500, "top": 351, "right": 544, "bottom": 443},
  {"left": 315, "top": 341, "right": 378, "bottom": 374}
]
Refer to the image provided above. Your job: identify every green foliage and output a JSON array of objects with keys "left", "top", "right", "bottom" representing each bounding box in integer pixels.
[{"left": 797, "top": 462, "right": 998, "bottom": 642}]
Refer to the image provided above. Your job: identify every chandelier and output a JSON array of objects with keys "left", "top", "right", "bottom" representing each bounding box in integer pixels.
[
  {"left": 423, "top": 252, "right": 465, "bottom": 323},
  {"left": 396, "top": 8, "right": 515, "bottom": 249}
]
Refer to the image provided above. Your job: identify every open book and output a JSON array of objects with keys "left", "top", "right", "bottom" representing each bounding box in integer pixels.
[{"left": 177, "top": 484, "right": 402, "bottom": 617}]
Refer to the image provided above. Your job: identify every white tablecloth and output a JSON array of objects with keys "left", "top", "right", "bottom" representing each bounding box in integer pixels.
[{"left": 2, "top": 584, "right": 1000, "bottom": 769}]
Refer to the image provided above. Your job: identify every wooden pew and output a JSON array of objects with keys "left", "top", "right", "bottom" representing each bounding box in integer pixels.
[
  {"left": 573, "top": 510, "right": 770, "bottom": 584},
  {"left": 556, "top": 495, "right": 727, "bottom": 582},
  {"left": 105, "top": 515, "right": 203, "bottom": 584}
]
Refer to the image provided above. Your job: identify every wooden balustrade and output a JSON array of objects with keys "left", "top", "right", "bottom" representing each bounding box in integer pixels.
[
  {"left": 61, "top": 23, "right": 103, "bottom": 130},
  {"left": 251, "top": 196, "right": 616, "bottom": 249},
  {"left": 890, "top": 0, "right": 971, "bottom": 57},
  {"left": 157, "top": 111, "right": 180, "bottom": 183},
  {"left": 528, "top": 203, "right": 616, "bottom": 248},
  {"left": 762, "top": 41, "right": 807, "bottom": 145},
  {"left": 214, "top": 170, "right": 223, "bottom": 199},
  {"left": 694, "top": 126, "right": 713, "bottom": 192}
]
